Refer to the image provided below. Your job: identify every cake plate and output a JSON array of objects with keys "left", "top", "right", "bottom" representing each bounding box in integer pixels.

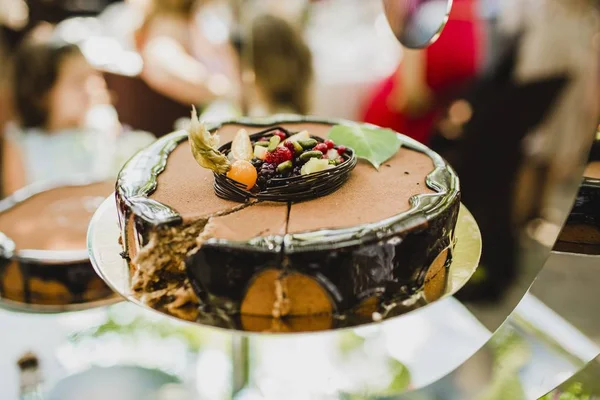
[{"left": 88, "top": 195, "right": 482, "bottom": 332}]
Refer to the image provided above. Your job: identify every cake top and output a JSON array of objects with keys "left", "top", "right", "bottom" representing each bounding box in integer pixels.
[
  {"left": 203, "top": 202, "right": 288, "bottom": 242},
  {"left": 287, "top": 141, "right": 434, "bottom": 233},
  {"left": 149, "top": 121, "right": 350, "bottom": 221},
  {"left": 0, "top": 181, "right": 113, "bottom": 252},
  {"left": 150, "top": 120, "right": 434, "bottom": 219},
  {"left": 119, "top": 115, "right": 458, "bottom": 248}
]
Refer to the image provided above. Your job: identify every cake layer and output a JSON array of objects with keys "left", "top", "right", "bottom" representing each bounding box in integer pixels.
[{"left": 0, "top": 181, "right": 113, "bottom": 251}]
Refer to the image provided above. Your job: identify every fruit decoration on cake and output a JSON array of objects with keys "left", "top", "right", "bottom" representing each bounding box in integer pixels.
[{"left": 188, "top": 107, "right": 357, "bottom": 202}]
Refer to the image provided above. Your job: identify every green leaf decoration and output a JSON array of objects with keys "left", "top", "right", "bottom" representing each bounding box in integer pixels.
[{"left": 327, "top": 124, "right": 402, "bottom": 170}]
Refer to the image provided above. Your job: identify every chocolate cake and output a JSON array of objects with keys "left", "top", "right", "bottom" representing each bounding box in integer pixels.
[
  {"left": 554, "top": 138, "right": 600, "bottom": 255},
  {"left": 116, "top": 116, "right": 460, "bottom": 330},
  {"left": 0, "top": 181, "right": 115, "bottom": 305}
]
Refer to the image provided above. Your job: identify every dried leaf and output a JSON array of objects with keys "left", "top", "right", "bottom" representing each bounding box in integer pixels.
[{"left": 188, "top": 106, "right": 231, "bottom": 174}]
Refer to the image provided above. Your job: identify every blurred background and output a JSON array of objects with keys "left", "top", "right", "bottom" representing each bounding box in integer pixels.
[
  {"left": 0, "top": 0, "right": 599, "bottom": 399},
  {"left": 1, "top": 0, "right": 597, "bottom": 294},
  {"left": 0, "top": 0, "right": 485, "bottom": 197}
]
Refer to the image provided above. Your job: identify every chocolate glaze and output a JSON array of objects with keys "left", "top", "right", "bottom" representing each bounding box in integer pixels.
[
  {"left": 187, "top": 244, "right": 283, "bottom": 312},
  {"left": 188, "top": 196, "right": 459, "bottom": 316},
  {"left": 117, "top": 116, "right": 460, "bottom": 325},
  {"left": 0, "top": 180, "right": 115, "bottom": 305},
  {"left": 0, "top": 258, "right": 113, "bottom": 304}
]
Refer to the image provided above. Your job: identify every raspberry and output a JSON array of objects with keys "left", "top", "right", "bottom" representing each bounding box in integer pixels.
[
  {"left": 337, "top": 145, "right": 347, "bottom": 155},
  {"left": 313, "top": 143, "right": 329, "bottom": 154},
  {"left": 324, "top": 140, "right": 335, "bottom": 149},
  {"left": 274, "top": 130, "right": 287, "bottom": 141},
  {"left": 283, "top": 140, "right": 295, "bottom": 152},
  {"left": 265, "top": 147, "right": 293, "bottom": 165}
]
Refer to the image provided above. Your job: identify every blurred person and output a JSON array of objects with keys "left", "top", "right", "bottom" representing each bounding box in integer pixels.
[
  {"left": 0, "top": 30, "right": 9, "bottom": 196},
  {"left": 360, "top": 0, "right": 484, "bottom": 144},
  {"left": 0, "top": 0, "right": 29, "bottom": 123},
  {"left": 198, "top": 13, "right": 313, "bottom": 121},
  {"left": 2, "top": 39, "right": 153, "bottom": 196},
  {"left": 442, "top": 0, "right": 598, "bottom": 303},
  {"left": 98, "top": 0, "right": 151, "bottom": 51},
  {"left": 499, "top": 0, "right": 600, "bottom": 227},
  {"left": 134, "top": 0, "right": 239, "bottom": 108},
  {"left": 241, "top": 14, "right": 314, "bottom": 116},
  {"left": 0, "top": 0, "right": 28, "bottom": 32}
]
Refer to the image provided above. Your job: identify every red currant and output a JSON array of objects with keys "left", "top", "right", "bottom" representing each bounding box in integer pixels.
[
  {"left": 274, "top": 130, "right": 287, "bottom": 141},
  {"left": 325, "top": 140, "right": 335, "bottom": 149},
  {"left": 337, "top": 145, "right": 347, "bottom": 155},
  {"left": 313, "top": 143, "right": 329, "bottom": 154}
]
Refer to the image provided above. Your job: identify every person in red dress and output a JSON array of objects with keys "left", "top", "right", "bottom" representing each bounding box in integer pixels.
[{"left": 361, "top": 0, "right": 484, "bottom": 144}]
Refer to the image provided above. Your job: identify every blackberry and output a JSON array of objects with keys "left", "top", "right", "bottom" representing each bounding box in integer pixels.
[
  {"left": 251, "top": 158, "right": 263, "bottom": 169},
  {"left": 259, "top": 163, "right": 276, "bottom": 180},
  {"left": 292, "top": 166, "right": 302, "bottom": 175},
  {"left": 260, "top": 162, "right": 275, "bottom": 172}
]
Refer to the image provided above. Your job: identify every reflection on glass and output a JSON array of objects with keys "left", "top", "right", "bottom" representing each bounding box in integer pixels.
[{"left": 382, "top": 0, "right": 453, "bottom": 49}]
